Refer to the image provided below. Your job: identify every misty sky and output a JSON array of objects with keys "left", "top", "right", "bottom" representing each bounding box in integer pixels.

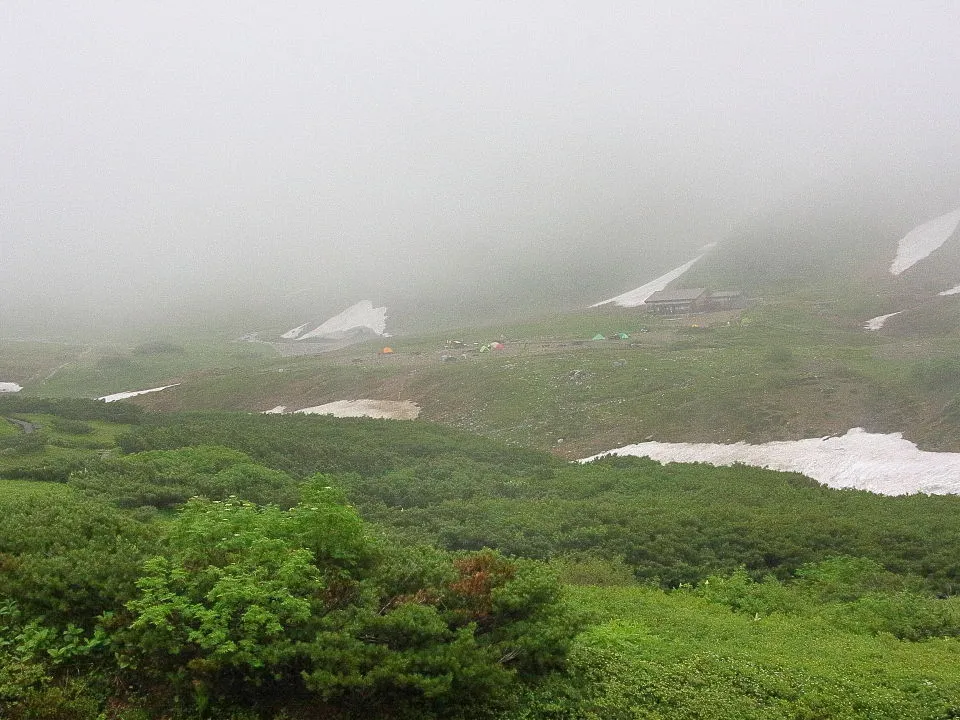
[{"left": 2, "top": 1, "right": 960, "bottom": 333}]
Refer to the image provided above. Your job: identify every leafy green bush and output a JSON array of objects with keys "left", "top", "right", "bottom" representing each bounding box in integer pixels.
[
  {"left": 120, "top": 487, "right": 576, "bottom": 718},
  {"left": 356, "top": 456, "right": 960, "bottom": 593},
  {"left": 2, "top": 406, "right": 960, "bottom": 717},
  {"left": 0, "top": 600, "right": 115, "bottom": 719}
]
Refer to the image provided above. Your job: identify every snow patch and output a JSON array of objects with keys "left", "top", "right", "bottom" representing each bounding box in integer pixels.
[
  {"left": 99, "top": 384, "right": 180, "bottom": 403},
  {"left": 939, "top": 284, "right": 960, "bottom": 296},
  {"left": 299, "top": 301, "right": 387, "bottom": 340},
  {"left": 581, "top": 428, "right": 960, "bottom": 496},
  {"left": 280, "top": 323, "right": 308, "bottom": 340},
  {"left": 890, "top": 208, "right": 960, "bottom": 275},
  {"left": 263, "top": 405, "right": 287, "bottom": 414},
  {"left": 591, "top": 244, "right": 716, "bottom": 308},
  {"left": 294, "top": 399, "right": 420, "bottom": 420},
  {"left": 864, "top": 311, "right": 902, "bottom": 331},
  {"left": 0, "top": 382, "right": 23, "bottom": 393}
]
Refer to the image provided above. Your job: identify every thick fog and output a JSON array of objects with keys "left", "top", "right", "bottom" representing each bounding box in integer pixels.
[{"left": 2, "top": 1, "right": 959, "bottom": 336}]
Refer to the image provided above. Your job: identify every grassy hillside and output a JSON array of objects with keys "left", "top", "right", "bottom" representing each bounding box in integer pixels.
[
  {"left": 19, "top": 294, "right": 960, "bottom": 456},
  {"left": 0, "top": 340, "right": 88, "bottom": 386}
]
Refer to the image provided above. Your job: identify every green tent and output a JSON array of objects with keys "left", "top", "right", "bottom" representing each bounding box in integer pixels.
[
  {"left": 479, "top": 344, "right": 491, "bottom": 353},
  {"left": 591, "top": 334, "right": 606, "bottom": 341},
  {"left": 615, "top": 332, "right": 630, "bottom": 339}
]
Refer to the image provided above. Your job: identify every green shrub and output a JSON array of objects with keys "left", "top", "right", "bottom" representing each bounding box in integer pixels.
[
  {"left": 49, "top": 417, "right": 93, "bottom": 435},
  {"left": 69, "top": 446, "right": 300, "bottom": 509},
  {"left": 0, "top": 397, "right": 143, "bottom": 424},
  {"left": 121, "top": 488, "right": 576, "bottom": 718},
  {"left": 0, "top": 430, "right": 47, "bottom": 456},
  {"left": 0, "top": 489, "right": 153, "bottom": 626}
]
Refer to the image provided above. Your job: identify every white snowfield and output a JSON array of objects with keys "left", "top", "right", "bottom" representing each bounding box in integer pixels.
[
  {"left": 939, "top": 284, "right": 960, "bottom": 296},
  {"left": 591, "top": 244, "right": 716, "bottom": 308},
  {"left": 294, "top": 399, "right": 420, "bottom": 420},
  {"left": 280, "top": 323, "right": 308, "bottom": 340},
  {"left": 580, "top": 428, "right": 960, "bottom": 496},
  {"left": 863, "top": 311, "right": 901, "bottom": 331},
  {"left": 889, "top": 207, "right": 960, "bottom": 276},
  {"left": 0, "top": 382, "right": 23, "bottom": 393},
  {"left": 298, "top": 301, "right": 388, "bottom": 340},
  {"left": 99, "top": 384, "right": 180, "bottom": 403},
  {"left": 263, "top": 405, "right": 287, "bottom": 414}
]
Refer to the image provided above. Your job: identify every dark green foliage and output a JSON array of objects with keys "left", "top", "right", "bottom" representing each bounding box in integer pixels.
[
  {"left": 3, "top": 678, "right": 104, "bottom": 720},
  {"left": 115, "top": 411, "right": 557, "bottom": 480},
  {"left": 0, "top": 600, "right": 116, "bottom": 717},
  {"left": 340, "top": 455, "right": 960, "bottom": 594},
  {"left": 0, "top": 396, "right": 144, "bottom": 424},
  {"left": 1, "top": 455, "right": 85, "bottom": 482},
  {"left": 0, "top": 486, "right": 153, "bottom": 627},
  {"left": 0, "top": 430, "right": 48, "bottom": 455},
  {"left": 113, "top": 412, "right": 960, "bottom": 593},
  {"left": 69, "top": 445, "right": 300, "bottom": 509},
  {"left": 48, "top": 417, "right": 94, "bottom": 435}
]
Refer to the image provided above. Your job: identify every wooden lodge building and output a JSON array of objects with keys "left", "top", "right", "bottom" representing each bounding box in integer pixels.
[{"left": 644, "top": 288, "right": 745, "bottom": 315}]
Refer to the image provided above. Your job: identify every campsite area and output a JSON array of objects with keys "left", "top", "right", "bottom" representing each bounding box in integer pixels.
[{"left": 9, "top": 295, "right": 960, "bottom": 462}]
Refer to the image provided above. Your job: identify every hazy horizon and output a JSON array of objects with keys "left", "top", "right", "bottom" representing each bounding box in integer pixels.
[{"left": 3, "top": 2, "right": 960, "bottom": 337}]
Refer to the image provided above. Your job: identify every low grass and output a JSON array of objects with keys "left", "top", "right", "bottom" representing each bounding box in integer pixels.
[
  {"left": 0, "top": 339, "right": 84, "bottom": 385},
  {"left": 24, "top": 339, "right": 275, "bottom": 398}
]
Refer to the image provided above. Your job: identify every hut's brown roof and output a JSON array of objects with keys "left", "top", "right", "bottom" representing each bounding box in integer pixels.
[{"left": 644, "top": 288, "right": 708, "bottom": 303}]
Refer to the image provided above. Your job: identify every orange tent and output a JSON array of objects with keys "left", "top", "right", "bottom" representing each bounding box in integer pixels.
[{"left": 380, "top": 347, "right": 394, "bottom": 354}]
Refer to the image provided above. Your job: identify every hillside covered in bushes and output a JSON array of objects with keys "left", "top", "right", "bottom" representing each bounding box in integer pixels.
[{"left": 1, "top": 399, "right": 959, "bottom": 718}]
